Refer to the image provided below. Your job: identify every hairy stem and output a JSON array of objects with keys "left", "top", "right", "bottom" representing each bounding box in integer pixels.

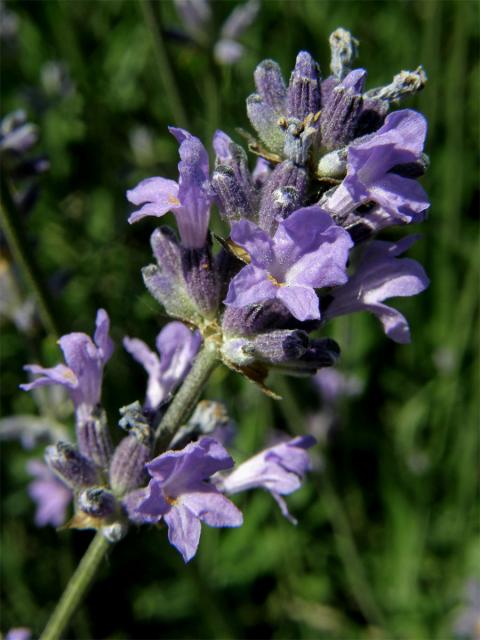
[
  {"left": 40, "top": 342, "right": 218, "bottom": 639},
  {"left": 0, "top": 172, "right": 60, "bottom": 338},
  {"left": 40, "top": 532, "right": 110, "bottom": 640},
  {"left": 155, "top": 340, "right": 219, "bottom": 450}
]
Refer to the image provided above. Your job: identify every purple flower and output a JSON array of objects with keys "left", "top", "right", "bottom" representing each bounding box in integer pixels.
[
  {"left": 123, "top": 322, "right": 201, "bottom": 410},
  {"left": 127, "top": 128, "right": 212, "bottom": 249},
  {"left": 21, "top": 309, "right": 113, "bottom": 412},
  {"left": 454, "top": 579, "right": 480, "bottom": 639},
  {"left": 134, "top": 438, "right": 243, "bottom": 562},
  {"left": 324, "top": 236, "right": 429, "bottom": 343},
  {"left": 5, "top": 629, "right": 31, "bottom": 640},
  {"left": 224, "top": 206, "right": 353, "bottom": 321},
  {"left": 325, "top": 109, "right": 429, "bottom": 227},
  {"left": 27, "top": 460, "right": 72, "bottom": 527},
  {"left": 314, "top": 368, "right": 362, "bottom": 405},
  {"left": 219, "top": 435, "right": 316, "bottom": 524}
]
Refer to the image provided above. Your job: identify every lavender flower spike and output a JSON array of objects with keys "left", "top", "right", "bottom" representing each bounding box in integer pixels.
[
  {"left": 225, "top": 206, "right": 353, "bottom": 321},
  {"left": 219, "top": 435, "right": 316, "bottom": 524},
  {"left": 21, "top": 309, "right": 113, "bottom": 412},
  {"left": 324, "top": 236, "right": 429, "bottom": 343},
  {"left": 123, "top": 321, "right": 201, "bottom": 411},
  {"left": 325, "top": 109, "right": 429, "bottom": 228},
  {"left": 127, "top": 128, "right": 212, "bottom": 249},
  {"left": 134, "top": 438, "right": 243, "bottom": 562}
]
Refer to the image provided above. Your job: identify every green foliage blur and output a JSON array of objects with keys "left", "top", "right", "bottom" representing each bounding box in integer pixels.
[{"left": 1, "top": 1, "right": 478, "bottom": 638}]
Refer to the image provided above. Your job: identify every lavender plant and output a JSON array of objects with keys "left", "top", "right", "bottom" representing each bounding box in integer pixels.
[{"left": 20, "top": 27, "right": 430, "bottom": 639}]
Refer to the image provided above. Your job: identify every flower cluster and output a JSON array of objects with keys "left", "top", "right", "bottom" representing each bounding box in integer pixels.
[
  {"left": 21, "top": 27, "right": 430, "bottom": 562},
  {"left": 128, "top": 27, "right": 429, "bottom": 393},
  {"left": 21, "top": 310, "right": 315, "bottom": 558}
]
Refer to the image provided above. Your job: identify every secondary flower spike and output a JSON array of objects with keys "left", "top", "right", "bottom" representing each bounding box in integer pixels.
[
  {"left": 134, "top": 438, "right": 243, "bottom": 562},
  {"left": 224, "top": 206, "right": 353, "bottom": 321},
  {"left": 127, "top": 128, "right": 212, "bottom": 249}
]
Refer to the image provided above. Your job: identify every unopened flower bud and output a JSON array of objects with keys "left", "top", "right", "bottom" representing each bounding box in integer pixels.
[
  {"left": 246, "top": 94, "right": 285, "bottom": 155},
  {"left": 46, "top": 441, "right": 99, "bottom": 489},
  {"left": 212, "top": 166, "right": 254, "bottom": 221},
  {"left": 252, "top": 330, "right": 309, "bottom": 363},
  {"left": 287, "top": 51, "right": 321, "bottom": 120},
  {"left": 320, "top": 73, "right": 365, "bottom": 150},
  {"left": 76, "top": 406, "right": 113, "bottom": 469},
  {"left": 259, "top": 160, "right": 307, "bottom": 231},
  {"left": 259, "top": 186, "right": 302, "bottom": 234},
  {"left": 254, "top": 59, "right": 287, "bottom": 113},
  {"left": 181, "top": 244, "right": 220, "bottom": 318},
  {"left": 109, "top": 434, "right": 152, "bottom": 496}
]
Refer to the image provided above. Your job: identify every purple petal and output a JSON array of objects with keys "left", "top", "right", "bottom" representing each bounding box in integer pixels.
[
  {"left": 135, "top": 480, "right": 170, "bottom": 518},
  {"left": 27, "top": 460, "right": 72, "bottom": 527},
  {"left": 364, "top": 302, "right": 412, "bottom": 343},
  {"left": 230, "top": 219, "right": 275, "bottom": 268},
  {"left": 220, "top": 0, "right": 259, "bottom": 39},
  {"left": 123, "top": 337, "right": 160, "bottom": 378},
  {"left": 213, "top": 130, "right": 233, "bottom": 161},
  {"left": 272, "top": 207, "right": 352, "bottom": 287},
  {"left": 214, "top": 39, "right": 244, "bottom": 65},
  {"left": 224, "top": 264, "right": 277, "bottom": 308},
  {"left": 123, "top": 336, "right": 165, "bottom": 408},
  {"left": 222, "top": 435, "right": 316, "bottom": 496},
  {"left": 127, "top": 177, "right": 180, "bottom": 224},
  {"left": 168, "top": 128, "right": 211, "bottom": 248},
  {"left": 122, "top": 488, "right": 160, "bottom": 525},
  {"left": 6, "top": 629, "right": 31, "bottom": 640},
  {"left": 182, "top": 488, "right": 243, "bottom": 527},
  {"left": 271, "top": 492, "right": 297, "bottom": 525},
  {"left": 147, "top": 437, "right": 234, "bottom": 488},
  {"left": 93, "top": 309, "right": 114, "bottom": 364},
  {"left": 164, "top": 503, "right": 202, "bottom": 562},
  {"left": 369, "top": 173, "right": 429, "bottom": 222},
  {"left": 341, "top": 68, "right": 366, "bottom": 93},
  {"left": 21, "top": 363, "right": 78, "bottom": 392},
  {"left": 379, "top": 109, "right": 427, "bottom": 156},
  {"left": 156, "top": 322, "right": 201, "bottom": 376},
  {"left": 325, "top": 238, "right": 429, "bottom": 343},
  {"left": 277, "top": 285, "right": 320, "bottom": 321}
]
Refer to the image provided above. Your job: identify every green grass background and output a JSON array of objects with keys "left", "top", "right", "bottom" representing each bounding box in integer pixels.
[{"left": 1, "top": 0, "right": 478, "bottom": 638}]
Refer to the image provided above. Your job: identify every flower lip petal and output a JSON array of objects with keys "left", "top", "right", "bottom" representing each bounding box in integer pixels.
[
  {"left": 230, "top": 219, "right": 275, "bottom": 269},
  {"left": 224, "top": 264, "right": 277, "bottom": 308},
  {"left": 164, "top": 503, "right": 202, "bottom": 563}
]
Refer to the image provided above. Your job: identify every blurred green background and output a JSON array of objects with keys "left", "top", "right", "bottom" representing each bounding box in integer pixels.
[{"left": 1, "top": 0, "right": 479, "bottom": 638}]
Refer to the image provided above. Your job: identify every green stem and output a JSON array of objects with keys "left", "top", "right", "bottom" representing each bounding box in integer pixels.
[
  {"left": 40, "top": 532, "right": 110, "bottom": 640},
  {"left": 0, "top": 172, "right": 60, "bottom": 338},
  {"left": 155, "top": 340, "right": 219, "bottom": 450},
  {"left": 139, "top": 0, "right": 189, "bottom": 130}
]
